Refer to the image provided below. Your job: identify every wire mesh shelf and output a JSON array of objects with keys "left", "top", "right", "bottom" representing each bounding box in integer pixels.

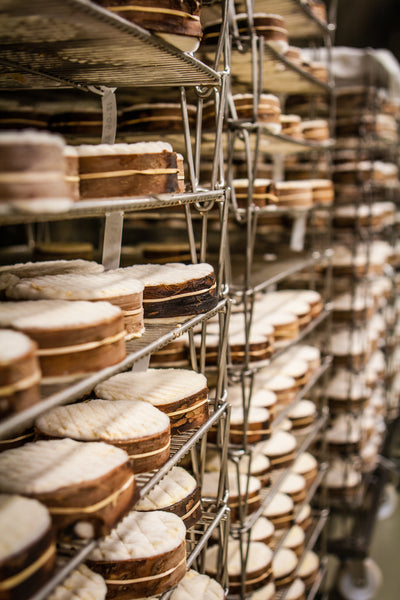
[
  {"left": 0, "top": 0, "right": 220, "bottom": 90},
  {"left": 0, "top": 298, "right": 228, "bottom": 439},
  {"left": 0, "top": 190, "right": 225, "bottom": 226}
]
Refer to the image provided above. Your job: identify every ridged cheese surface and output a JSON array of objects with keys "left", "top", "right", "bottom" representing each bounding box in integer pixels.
[
  {"left": 95, "top": 368, "right": 207, "bottom": 408},
  {"left": 206, "top": 540, "right": 272, "bottom": 575},
  {"left": 0, "top": 439, "right": 129, "bottom": 494},
  {"left": 0, "top": 259, "right": 103, "bottom": 279},
  {"left": 0, "top": 494, "right": 51, "bottom": 560},
  {"left": 36, "top": 399, "right": 169, "bottom": 441},
  {"left": 6, "top": 271, "right": 144, "bottom": 301},
  {"left": 119, "top": 262, "right": 214, "bottom": 287},
  {"left": 0, "top": 300, "right": 122, "bottom": 330},
  {"left": 257, "top": 431, "right": 297, "bottom": 456},
  {"left": 0, "top": 329, "right": 35, "bottom": 363},
  {"left": 170, "top": 569, "right": 224, "bottom": 600},
  {"left": 48, "top": 565, "right": 106, "bottom": 600},
  {"left": 135, "top": 467, "right": 196, "bottom": 510},
  {"left": 273, "top": 548, "right": 298, "bottom": 579},
  {"left": 263, "top": 492, "right": 294, "bottom": 518},
  {"left": 77, "top": 141, "right": 173, "bottom": 156},
  {"left": 89, "top": 510, "right": 186, "bottom": 560}
]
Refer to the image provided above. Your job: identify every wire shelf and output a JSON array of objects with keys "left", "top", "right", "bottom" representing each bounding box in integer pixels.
[
  {"left": 0, "top": 0, "right": 220, "bottom": 90},
  {"left": 0, "top": 298, "right": 228, "bottom": 439},
  {"left": 0, "top": 190, "right": 225, "bottom": 226},
  {"left": 32, "top": 501, "right": 229, "bottom": 600},
  {"left": 231, "top": 411, "right": 328, "bottom": 534},
  {"left": 252, "top": 0, "right": 333, "bottom": 39},
  {"left": 230, "top": 251, "right": 330, "bottom": 298},
  {"left": 230, "top": 121, "right": 334, "bottom": 155},
  {"left": 230, "top": 44, "right": 332, "bottom": 95}
]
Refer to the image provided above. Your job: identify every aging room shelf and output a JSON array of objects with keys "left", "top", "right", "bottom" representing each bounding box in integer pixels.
[
  {"left": 230, "top": 121, "right": 334, "bottom": 155},
  {"left": 252, "top": 0, "right": 333, "bottom": 39},
  {"left": 231, "top": 43, "right": 332, "bottom": 95},
  {"left": 0, "top": 190, "right": 225, "bottom": 226},
  {"left": 230, "top": 251, "right": 331, "bottom": 297},
  {"left": 228, "top": 410, "right": 328, "bottom": 534},
  {"left": 0, "top": 298, "right": 228, "bottom": 438},
  {"left": 0, "top": 0, "right": 220, "bottom": 90}
]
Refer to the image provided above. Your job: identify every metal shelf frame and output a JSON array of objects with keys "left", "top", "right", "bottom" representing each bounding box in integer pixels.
[
  {"left": 0, "top": 190, "right": 226, "bottom": 226},
  {"left": 0, "top": 0, "right": 221, "bottom": 89},
  {"left": 0, "top": 298, "right": 229, "bottom": 439}
]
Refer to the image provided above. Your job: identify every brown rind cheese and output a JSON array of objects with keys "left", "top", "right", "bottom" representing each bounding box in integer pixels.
[
  {"left": 78, "top": 150, "right": 180, "bottom": 199},
  {"left": 143, "top": 273, "right": 218, "bottom": 319},
  {"left": 0, "top": 496, "right": 56, "bottom": 600},
  {"left": 0, "top": 331, "right": 41, "bottom": 420},
  {"left": 35, "top": 460, "right": 137, "bottom": 539},
  {"left": 0, "top": 440, "right": 137, "bottom": 540},
  {"left": 93, "top": 0, "right": 202, "bottom": 38},
  {"left": 87, "top": 511, "right": 187, "bottom": 599}
]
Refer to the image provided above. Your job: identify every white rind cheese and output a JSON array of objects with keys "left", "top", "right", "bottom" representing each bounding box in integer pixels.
[
  {"left": 0, "top": 438, "right": 129, "bottom": 494},
  {"left": 36, "top": 399, "right": 169, "bottom": 441},
  {"left": 0, "top": 259, "right": 104, "bottom": 279},
  {"left": 88, "top": 510, "right": 186, "bottom": 561},
  {"left": 135, "top": 467, "right": 196, "bottom": 510},
  {"left": 95, "top": 368, "right": 207, "bottom": 408},
  {"left": 170, "top": 569, "right": 224, "bottom": 600},
  {"left": 0, "top": 494, "right": 51, "bottom": 560},
  {"left": 206, "top": 540, "right": 272, "bottom": 576},
  {"left": 0, "top": 299, "right": 122, "bottom": 330},
  {"left": 0, "top": 329, "right": 35, "bottom": 363},
  {"left": 77, "top": 141, "right": 173, "bottom": 156},
  {"left": 48, "top": 565, "right": 106, "bottom": 600},
  {"left": 273, "top": 548, "right": 298, "bottom": 579},
  {"left": 5, "top": 271, "right": 144, "bottom": 301},
  {"left": 119, "top": 262, "right": 214, "bottom": 286}
]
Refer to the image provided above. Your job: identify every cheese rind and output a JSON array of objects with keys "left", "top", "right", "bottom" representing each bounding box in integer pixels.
[
  {"left": 48, "top": 565, "right": 106, "bottom": 600},
  {"left": 88, "top": 510, "right": 186, "bottom": 561},
  {"left": 36, "top": 399, "right": 170, "bottom": 441},
  {"left": 0, "top": 438, "right": 130, "bottom": 494},
  {"left": 0, "top": 494, "right": 51, "bottom": 560},
  {"left": 170, "top": 569, "right": 224, "bottom": 600},
  {"left": 95, "top": 368, "right": 207, "bottom": 407}
]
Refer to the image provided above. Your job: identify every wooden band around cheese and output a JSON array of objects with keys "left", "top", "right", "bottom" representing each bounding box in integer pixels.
[
  {"left": 123, "top": 307, "right": 143, "bottom": 317},
  {"left": 230, "top": 427, "right": 271, "bottom": 435},
  {"left": 182, "top": 499, "right": 201, "bottom": 520},
  {"left": 275, "top": 572, "right": 296, "bottom": 587},
  {"left": 122, "top": 116, "right": 184, "bottom": 126},
  {"left": 269, "top": 513, "right": 293, "bottom": 525},
  {"left": 48, "top": 474, "right": 134, "bottom": 515},
  {"left": 0, "top": 542, "right": 56, "bottom": 591},
  {"left": 142, "top": 282, "right": 216, "bottom": 303},
  {"left": 230, "top": 347, "right": 271, "bottom": 358},
  {"left": 234, "top": 566, "right": 272, "bottom": 586},
  {"left": 129, "top": 441, "right": 170, "bottom": 460},
  {"left": 0, "top": 369, "right": 41, "bottom": 396},
  {"left": 105, "top": 555, "right": 186, "bottom": 585},
  {"left": 37, "top": 330, "right": 126, "bottom": 356},
  {"left": 167, "top": 396, "right": 208, "bottom": 417},
  {"left": 270, "top": 452, "right": 296, "bottom": 465},
  {"left": 229, "top": 494, "right": 260, "bottom": 508},
  {"left": 108, "top": 5, "right": 200, "bottom": 21},
  {"left": 56, "top": 120, "right": 103, "bottom": 127},
  {"left": 80, "top": 168, "right": 178, "bottom": 180},
  {"left": 238, "top": 193, "right": 278, "bottom": 202},
  {"left": 0, "top": 172, "right": 63, "bottom": 183},
  {"left": 0, "top": 432, "right": 33, "bottom": 445}
]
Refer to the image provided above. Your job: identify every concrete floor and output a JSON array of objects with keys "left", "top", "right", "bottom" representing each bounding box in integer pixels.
[{"left": 369, "top": 486, "right": 400, "bottom": 600}]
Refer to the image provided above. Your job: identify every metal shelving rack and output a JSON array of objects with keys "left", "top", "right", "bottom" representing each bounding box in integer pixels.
[
  {"left": 323, "top": 77, "right": 400, "bottom": 598},
  {"left": 0, "top": 0, "right": 233, "bottom": 598},
  {"left": 200, "top": 0, "right": 337, "bottom": 598}
]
